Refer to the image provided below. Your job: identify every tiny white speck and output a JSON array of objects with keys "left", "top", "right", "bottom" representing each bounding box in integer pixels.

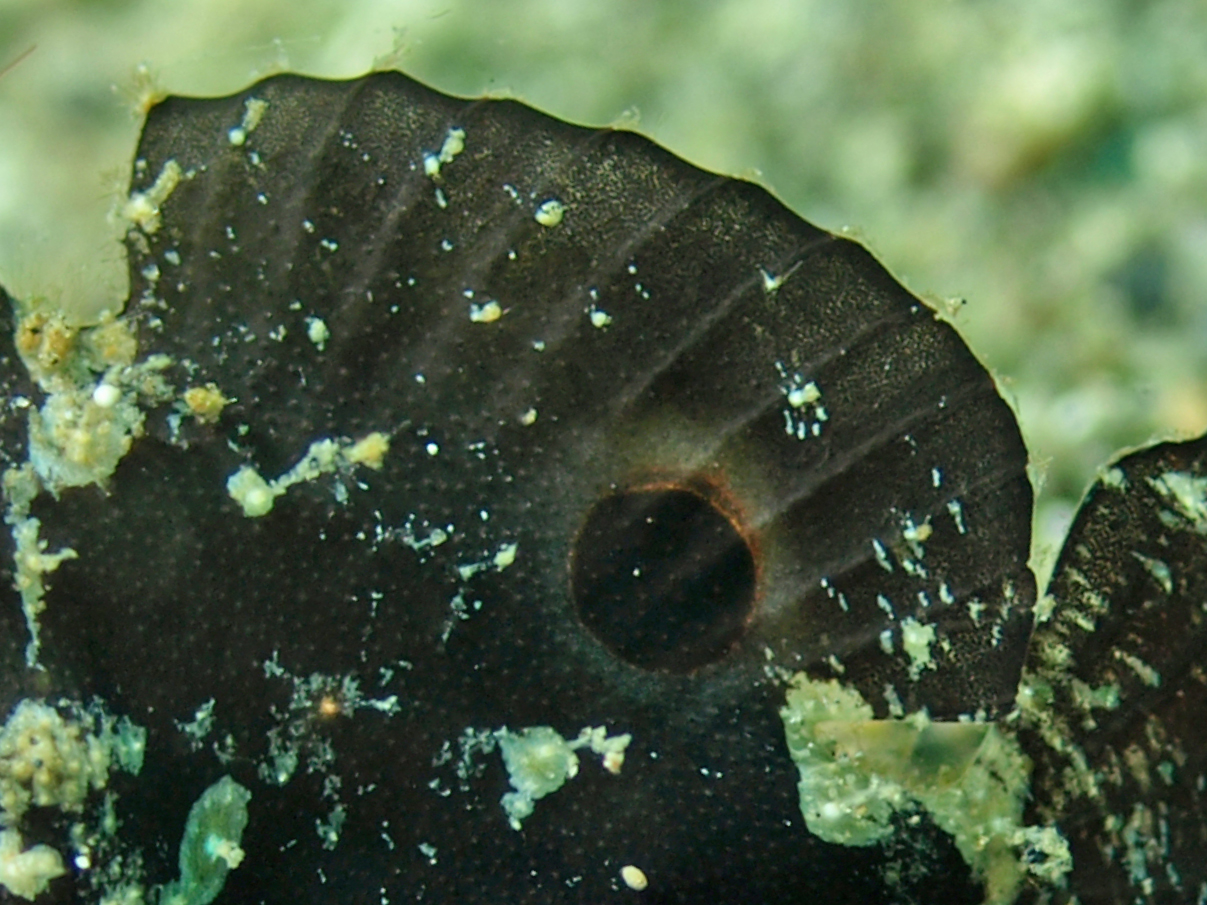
[
  {"left": 872, "top": 538, "right": 893, "bottom": 572},
  {"left": 786, "top": 381, "right": 821, "bottom": 408},
  {"left": 589, "top": 307, "right": 612, "bottom": 329},
  {"left": 426, "top": 442, "right": 439, "bottom": 456},
  {"left": 761, "top": 267, "right": 785, "bottom": 292},
  {"left": 520, "top": 408, "right": 538, "bottom": 426},
  {"left": 92, "top": 383, "right": 120, "bottom": 408}
]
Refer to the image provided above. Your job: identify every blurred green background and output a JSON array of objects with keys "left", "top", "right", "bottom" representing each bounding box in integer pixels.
[{"left": 2, "top": 0, "right": 1206, "bottom": 583}]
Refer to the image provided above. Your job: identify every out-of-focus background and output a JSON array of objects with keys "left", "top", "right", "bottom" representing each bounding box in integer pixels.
[{"left": 2, "top": 0, "right": 1205, "bottom": 581}]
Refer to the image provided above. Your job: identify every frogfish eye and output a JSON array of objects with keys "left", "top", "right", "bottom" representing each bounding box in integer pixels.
[{"left": 572, "top": 484, "right": 756, "bottom": 673}]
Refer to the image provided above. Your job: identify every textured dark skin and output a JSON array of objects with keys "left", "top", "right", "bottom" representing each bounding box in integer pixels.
[
  {"left": 0, "top": 71, "right": 1044, "bottom": 903},
  {"left": 1019, "top": 435, "right": 1207, "bottom": 905}
]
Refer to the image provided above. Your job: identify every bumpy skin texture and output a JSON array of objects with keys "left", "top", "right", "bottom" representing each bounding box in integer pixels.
[
  {"left": 1020, "top": 435, "right": 1207, "bottom": 905},
  {"left": 0, "top": 72, "right": 1037, "bottom": 903}
]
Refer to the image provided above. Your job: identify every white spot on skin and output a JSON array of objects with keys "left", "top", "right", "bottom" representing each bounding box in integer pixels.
[
  {"left": 534, "top": 199, "right": 565, "bottom": 227},
  {"left": 947, "top": 499, "right": 968, "bottom": 534},
  {"left": 787, "top": 382, "right": 821, "bottom": 409},
  {"left": 872, "top": 538, "right": 893, "bottom": 572},
  {"left": 761, "top": 267, "right": 786, "bottom": 292},
  {"left": 879, "top": 629, "right": 895, "bottom": 654},
  {"left": 589, "top": 307, "right": 612, "bottom": 328},
  {"left": 776, "top": 364, "right": 827, "bottom": 440},
  {"left": 493, "top": 542, "right": 518, "bottom": 570},
  {"left": 519, "top": 408, "right": 537, "bottom": 426},
  {"left": 620, "top": 865, "right": 649, "bottom": 891},
  {"left": 901, "top": 617, "right": 938, "bottom": 680},
  {"left": 425, "top": 442, "right": 439, "bottom": 457},
  {"left": 305, "top": 317, "right": 330, "bottom": 351},
  {"left": 469, "top": 301, "right": 503, "bottom": 323},
  {"left": 1131, "top": 551, "right": 1172, "bottom": 594}
]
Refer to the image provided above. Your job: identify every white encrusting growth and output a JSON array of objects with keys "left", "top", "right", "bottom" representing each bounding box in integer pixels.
[
  {"left": 227, "top": 432, "right": 390, "bottom": 517},
  {"left": 900, "top": 617, "right": 938, "bottom": 680},
  {"left": 456, "top": 541, "right": 520, "bottom": 581},
  {"left": 423, "top": 127, "right": 466, "bottom": 180},
  {"left": 495, "top": 725, "right": 632, "bottom": 829},
  {"left": 6, "top": 307, "right": 176, "bottom": 664},
  {"left": 0, "top": 699, "right": 146, "bottom": 900},
  {"left": 121, "top": 159, "right": 183, "bottom": 235},
  {"left": 780, "top": 674, "right": 1070, "bottom": 904}
]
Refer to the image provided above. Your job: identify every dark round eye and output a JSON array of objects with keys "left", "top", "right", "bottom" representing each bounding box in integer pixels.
[{"left": 572, "top": 487, "right": 755, "bottom": 673}]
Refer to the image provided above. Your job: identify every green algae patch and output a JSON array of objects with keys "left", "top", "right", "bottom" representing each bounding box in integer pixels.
[
  {"left": 780, "top": 673, "right": 1070, "bottom": 904},
  {"left": 160, "top": 775, "right": 251, "bottom": 905}
]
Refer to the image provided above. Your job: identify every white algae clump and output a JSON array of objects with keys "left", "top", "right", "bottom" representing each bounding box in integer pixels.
[
  {"left": 780, "top": 673, "right": 1070, "bottom": 904},
  {"left": 0, "top": 828, "right": 65, "bottom": 900},
  {"left": 497, "top": 727, "right": 579, "bottom": 830},
  {"left": 159, "top": 775, "right": 251, "bottom": 905},
  {"left": 227, "top": 433, "right": 390, "bottom": 517}
]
